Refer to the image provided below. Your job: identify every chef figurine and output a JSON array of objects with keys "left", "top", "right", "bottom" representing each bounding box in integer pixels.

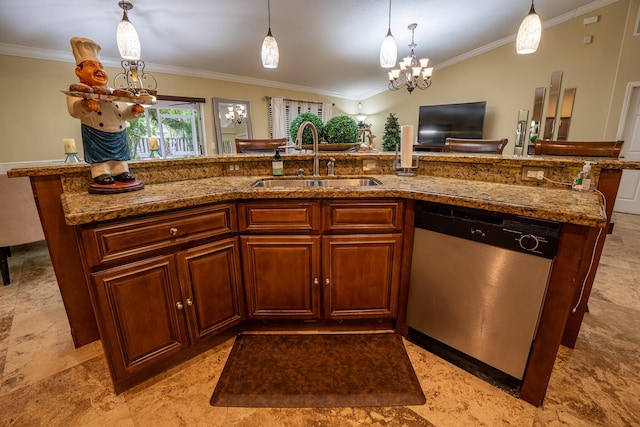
[{"left": 66, "top": 37, "right": 144, "bottom": 193}]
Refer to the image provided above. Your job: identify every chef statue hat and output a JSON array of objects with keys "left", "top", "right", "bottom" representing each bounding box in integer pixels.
[{"left": 70, "top": 37, "right": 101, "bottom": 65}]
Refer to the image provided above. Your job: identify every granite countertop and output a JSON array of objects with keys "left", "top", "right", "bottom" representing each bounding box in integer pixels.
[
  {"left": 61, "top": 174, "right": 606, "bottom": 227},
  {"left": 7, "top": 152, "right": 640, "bottom": 178}
]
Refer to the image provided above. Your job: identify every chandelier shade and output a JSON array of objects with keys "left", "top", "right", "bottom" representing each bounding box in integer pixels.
[
  {"left": 261, "top": 0, "right": 279, "bottom": 68},
  {"left": 116, "top": 1, "right": 141, "bottom": 60},
  {"left": 516, "top": 2, "right": 542, "bottom": 54},
  {"left": 388, "top": 23, "right": 433, "bottom": 94},
  {"left": 379, "top": 0, "right": 397, "bottom": 68}
]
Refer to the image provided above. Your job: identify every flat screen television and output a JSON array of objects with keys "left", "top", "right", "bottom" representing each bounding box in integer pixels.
[{"left": 418, "top": 101, "right": 486, "bottom": 146}]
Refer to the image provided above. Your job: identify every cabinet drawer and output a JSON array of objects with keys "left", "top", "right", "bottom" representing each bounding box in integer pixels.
[
  {"left": 238, "top": 200, "right": 321, "bottom": 233},
  {"left": 322, "top": 200, "right": 404, "bottom": 233},
  {"left": 80, "top": 204, "right": 237, "bottom": 267}
]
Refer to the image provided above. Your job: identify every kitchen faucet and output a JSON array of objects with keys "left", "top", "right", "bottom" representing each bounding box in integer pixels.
[{"left": 295, "top": 121, "right": 320, "bottom": 176}]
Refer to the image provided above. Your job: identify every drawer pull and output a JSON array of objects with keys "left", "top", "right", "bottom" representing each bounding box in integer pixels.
[
  {"left": 176, "top": 301, "right": 184, "bottom": 310},
  {"left": 169, "top": 227, "right": 178, "bottom": 236},
  {"left": 325, "top": 278, "right": 330, "bottom": 286},
  {"left": 186, "top": 298, "right": 193, "bottom": 306}
]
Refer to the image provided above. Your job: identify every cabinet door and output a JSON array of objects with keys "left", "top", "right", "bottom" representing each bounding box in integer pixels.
[
  {"left": 90, "top": 255, "right": 189, "bottom": 380},
  {"left": 322, "top": 234, "right": 403, "bottom": 320},
  {"left": 177, "top": 237, "right": 245, "bottom": 343},
  {"left": 241, "top": 235, "right": 321, "bottom": 319}
]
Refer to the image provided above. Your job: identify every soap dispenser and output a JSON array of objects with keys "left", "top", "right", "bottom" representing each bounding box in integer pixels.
[
  {"left": 272, "top": 149, "right": 283, "bottom": 176},
  {"left": 573, "top": 161, "right": 595, "bottom": 191}
]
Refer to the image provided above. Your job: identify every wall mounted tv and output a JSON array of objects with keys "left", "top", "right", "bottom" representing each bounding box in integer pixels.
[{"left": 418, "top": 101, "right": 486, "bottom": 145}]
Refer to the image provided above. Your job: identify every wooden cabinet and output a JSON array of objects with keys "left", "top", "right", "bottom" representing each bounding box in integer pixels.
[
  {"left": 238, "top": 199, "right": 404, "bottom": 323},
  {"left": 241, "top": 235, "right": 320, "bottom": 319},
  {"left": 80, "top": 204, "right": 244, "bottom": 393},
  {"left": 177, "top": 238, "right": 245, "bottom": 343},
  {"left": 322, "top": 234, "right": 402, "bottom": 320},
  {"left": 90, "top": 255, "right": 189, "bottom": 381}
]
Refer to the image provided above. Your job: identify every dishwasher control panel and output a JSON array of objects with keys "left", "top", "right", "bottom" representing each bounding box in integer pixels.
[{"left": 414, "top": 201, "right": 561, "bottom": 259}]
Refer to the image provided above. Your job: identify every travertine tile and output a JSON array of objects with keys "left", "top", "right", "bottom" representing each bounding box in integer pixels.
[{"left": 0, "top": 213, "right": 639, "bottom": 426}]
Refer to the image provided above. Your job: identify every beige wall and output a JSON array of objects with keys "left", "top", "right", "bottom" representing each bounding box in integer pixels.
[
  {"left": 0, "top": 56, "right": 353, "bottom": 163},
  {"left": 1, "top": 0, "right": 638, "bottom": 163},
  {"left": 362, "top": 0, "right": 639, "bottom": 155}
]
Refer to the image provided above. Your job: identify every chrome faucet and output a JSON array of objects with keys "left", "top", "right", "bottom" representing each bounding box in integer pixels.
[{"left": 295, "top": 121, "right": 320, "bottom": 176}]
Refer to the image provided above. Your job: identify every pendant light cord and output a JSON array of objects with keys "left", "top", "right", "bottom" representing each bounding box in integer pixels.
[{"left": 268, "top": 0, "right": 272, "bottom": 30}]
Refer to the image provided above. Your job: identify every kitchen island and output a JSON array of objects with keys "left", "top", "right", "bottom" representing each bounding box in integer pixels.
[{"left": 8, "top": 151, "right": 639, "bottom": 406}]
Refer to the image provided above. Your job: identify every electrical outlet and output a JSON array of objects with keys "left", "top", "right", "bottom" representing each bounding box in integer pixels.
[
  {"left": 521, "top": 166, "right": 546, "bottom": 182},
  {"left": 362, "top": 159, "right": 379, "bottom": 172}
]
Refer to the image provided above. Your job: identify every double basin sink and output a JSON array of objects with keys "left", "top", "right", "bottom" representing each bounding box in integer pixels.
[{"left": 251, "top": 177, "right": 382, "bottom": 188}]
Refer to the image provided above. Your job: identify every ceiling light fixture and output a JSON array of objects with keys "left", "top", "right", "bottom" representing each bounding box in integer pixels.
[
  {"left": 113, "top": 1, "right": 157, "bottom": 98},
  {"left": 388, "top": 23, "right": 433, "bottom": 94},
  {"left": 379, "top": 0, "right": 397, "bottom": 68},
  {"left": 261, "top": 0, "right": 279, "bottom": 68},
  {"left": 516, "top": 1, "right": 542, "bottom": 54},
  {"left": 116, "top": 1, "right": 141, "bottom": 60}
]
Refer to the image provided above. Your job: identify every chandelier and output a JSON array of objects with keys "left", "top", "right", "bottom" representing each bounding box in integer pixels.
[
  {"left": 388, "top": 23, "right": 433, "bottom": 94},
  {"left": 113, "top": 1, "right": 157, "bottom": 97},
  {"left": 226, "top": 104, "right": 246, "bottom": 124}
]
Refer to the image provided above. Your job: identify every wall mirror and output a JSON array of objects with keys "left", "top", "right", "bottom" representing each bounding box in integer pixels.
[
  {"left": 514, "top": 109, "right": 529, "bottom": 156},
  {"left": 528, "top": 87, "right": 546, "bottom": 155},
  {"left": 213, "top": 98, "right": 253, "bottom": 154},
  {"left": 557, "top": 88, "right": 576, "bottom": 141},
  {"left": 543, "top": 71, "right": 563, "bottom": 140}
]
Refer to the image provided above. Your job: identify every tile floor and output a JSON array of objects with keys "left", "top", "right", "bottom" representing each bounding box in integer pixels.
[{"left": 1, "top": 213, "right": 639, "bottom": 426}]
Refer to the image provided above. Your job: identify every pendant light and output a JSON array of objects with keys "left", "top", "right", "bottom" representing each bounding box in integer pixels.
[
  {"left": 116, "top": 1, "right": 141, "bottom": 60},
  {"left": 379, "top": 0, "right": 397, "bottom": 68},
  {"left": 516, "top": 1, "right": 542, "bottom": 54},
  {"left": 261, "top": 0, "right": 279, "bottom": 68}
]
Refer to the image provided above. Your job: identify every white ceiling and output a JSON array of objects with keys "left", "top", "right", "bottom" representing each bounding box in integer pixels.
[{"left": 0, "top": 0, "right": 613, "bottom": 100}]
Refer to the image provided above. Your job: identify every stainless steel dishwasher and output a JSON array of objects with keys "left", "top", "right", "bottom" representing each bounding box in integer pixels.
[{"left": 407, "top": 201, "right": 560, "bottom": 381}]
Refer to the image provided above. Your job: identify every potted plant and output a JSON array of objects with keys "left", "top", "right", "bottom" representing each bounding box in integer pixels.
[
  {"left": 289, "top": 112, "right": 324, "bottom": 146},
  {"left": 382, "top": 113, "right": 401, "bottom": 151},
  {"left": 324, "top": 115, "right": 359, "bottom": 144}
]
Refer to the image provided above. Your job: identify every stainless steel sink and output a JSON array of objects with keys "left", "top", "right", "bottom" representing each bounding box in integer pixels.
[{"left": 251, "top": 177, "right": 382, "bottom": 188}]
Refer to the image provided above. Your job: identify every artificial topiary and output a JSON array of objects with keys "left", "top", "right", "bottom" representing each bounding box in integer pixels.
[
  {"left": 382, "top": 113, "right": 401, "bottom": 151},
  {"left": 324, "top": 115, "right": 359, "bottom": 144},
  {"left": 289, "top": 112, "right": 324, "bottom": 145}
]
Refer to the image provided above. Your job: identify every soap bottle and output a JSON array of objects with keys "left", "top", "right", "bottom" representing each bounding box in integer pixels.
[
  {"left": 573, "top": 161, "right": 595, "bottom": 191},
  {"left": 272, "top": 149, "right": 283, "bottom": 176}
]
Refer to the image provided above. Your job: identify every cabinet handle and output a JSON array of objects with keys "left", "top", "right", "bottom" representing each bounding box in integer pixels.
[
  {"left": 186, "top": 298, "right": 193, "bottom": 306},
  {"left": 313, "top": 278, "right": 319, "bottom": 285},
  {"left": 325, "top": 278, "right": 330, "bottom": 286},
  {"left": 176, "top": 301, "right": 184, "bottom": 310},
  {"left": 169, "top": 227, "right": 178, "bottom": 236}
]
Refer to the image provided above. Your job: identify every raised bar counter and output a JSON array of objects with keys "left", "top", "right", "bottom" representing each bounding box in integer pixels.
[{"left": 7, "top": 151, "right": 640, "bottom": 406}]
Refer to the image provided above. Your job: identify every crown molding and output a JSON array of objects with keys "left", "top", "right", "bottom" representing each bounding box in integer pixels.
[
  {"left": 0, "top": 0, "right": 620, "bottom": 102},
  {"left": 0, "top": 42, "right": 358, "bottom": 100}
]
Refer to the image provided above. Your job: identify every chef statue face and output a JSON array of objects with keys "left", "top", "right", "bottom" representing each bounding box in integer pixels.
[{"left": 75, "top": 60, "right": 109, "bottom": 87}]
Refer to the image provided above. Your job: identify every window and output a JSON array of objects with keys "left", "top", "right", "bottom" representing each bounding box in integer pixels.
[
  {"left": 126, "top": 96, "right": 205, "bottom": 159},
  {"left": 269, "top": 99, "right": 324, "bottom": 145}
]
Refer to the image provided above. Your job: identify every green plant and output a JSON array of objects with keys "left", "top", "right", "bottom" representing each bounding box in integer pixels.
[
  {"left": 324, "top": 115, "right": 359, "bottom": 144},
  {"left": 382, "top": 113, "right": 401, "bottom": 151},
  {"left": 289, "top": 112, "right": 324, "bottom": 145}
]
